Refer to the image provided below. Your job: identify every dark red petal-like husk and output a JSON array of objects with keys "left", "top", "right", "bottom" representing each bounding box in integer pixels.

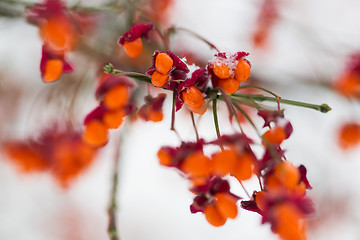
[
  {"left": 209, "top": 133, "right": 254, "bottom": 146},
  {"left": 298, "top": 165, "right": 312, "bottom": 190},
  {"left": 40, "top": 45, "right": 73, "bottom": 80},
  {"left": 177, "top": 68, "right": 207, "bottom": 93},
  {"left": 151, "top": 93, "right": 167, "bottom": 111},
  {"left": 284, "top": 121, "right": 293, "bottom": 139},
  {"left": 118, "top": 22, "right": 154, "bottom": 45},
  {"left": 95, "top": 75, "right": 136, "bottom": 100},
  {"left": 190, "top": 195, "right": 208, "bottom": 213},
  {"left": 83, "top": 105, "right": 107, "bottom": 125},
  {"left": 26, "top": 0, "right": 65, "bottom": 24},
  {"left": 257, "top": 109, "right": 284, "bottom": 128},
  {"left": 165, "top": 50, "right": 189, "bottom": 73}
]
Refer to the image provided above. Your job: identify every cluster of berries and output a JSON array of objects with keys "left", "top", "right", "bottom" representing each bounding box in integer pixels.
[
  {"left": 3, "top": 125, "right": 97, "bottom": 187},
  {"left": 26, "top": 0, "right": 80, "bottom": 82},
  {"left": 82, "top": 75, "right": 136, "bottom": 147},
  {"left": 157, "top": 108, "right": 314, "bottom": 240},
  {"left": 334, "top": 54, "right": 360, "bottom": 150}
]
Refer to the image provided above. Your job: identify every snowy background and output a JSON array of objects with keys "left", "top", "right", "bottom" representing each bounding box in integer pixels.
[{"left": 1, "top": 0, "right": 360, "bottom": 239}]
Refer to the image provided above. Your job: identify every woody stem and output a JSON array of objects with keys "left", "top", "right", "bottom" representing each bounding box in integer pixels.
[
  {"left": 171, "top": 90, "right": 176, "bottom": 131},
  {"left": 168, "top": 27, "right": 220, "bottom": 52},
  {"left": 239, "top": 180, "right": 251, "bottom": 198},
  {"left": 108, "top": 137, "right": 121, "bottom": 240},
  {"left": 190, "top": 111, "right": 199, "bottom": 141}
]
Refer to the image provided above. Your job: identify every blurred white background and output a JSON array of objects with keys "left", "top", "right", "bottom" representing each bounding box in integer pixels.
[{"left": 1, "top": 0, "right": 360, "bottom": 239}]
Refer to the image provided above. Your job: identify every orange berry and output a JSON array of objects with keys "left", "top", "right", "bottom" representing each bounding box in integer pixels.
[
  {"left": 273, "top": 161, "right": 300, "bottom": 190},
  {"left": 40, "top": 16, "right": 76, "bottom": 52},
  {"left": 123, "top": 38, "right": 143, "bottom": 58},
  {"left": 52, "top": 139, "right": 96, "bottom": 187},
  {"left": 217, "top": 78, "right": 240, "bottom": 94},
  {"left": 234, "top": 59, "right": 251, "bottom": 82},
  {"left": 211, "top": 149, "right": 237, "bottom": 176},
  {"left": 213, "top": 62, "right": 232, "bottom": 79},
  {"left": 266, "top": 175, "right": 282, "bottom": 194},
  {"left": 155, "top": 52, "right": 174, "bottom": 74},
  {"left": 255, "top": 191, "right": 268, "bottom": 212},
  {"left": 335, "top": 72, "right": 360, "bottom": 97},
  {"left": 182, "top": 151, "right": 211, "bottom": 177},
  {"left": 215, "top": 193, "right": 238, "bottom": 219},
  {"left": 273, "top": 203, "right": 306, "bottom": 240},
  {"left": 43, "top": 59, "right": 63, "bottom": 83},
  {"left": 231, "top": 153, "right": 254, "bottom": 181},
  {"left": 146, "top": 108, "right": 163, "bottom": 122},
  {"left": 103, "top": 110, "right": 125, "bottom": 129},
  {"left": 181, "top": 86, "right": 206, "bottom": 114},
  {"left": 263, "top": 127, "right": 286, "bottom": 145},
  {"left": 338, "top": 123, "right": 360, "bottom": 149},
  {"left": 157, "top": 148, "right": 172, "bottom": 166},
  {"left": 293, "top": 182, "right": 306, "bottom": 197},
  {"left": 151, "top": 71, "right": 169, "bottom": 87},
  {"left": 82, "top": 121, "right": 108, "bottom": 147},
  {"left": 103, "top": 85, "right": 129, "bottom": 110},
  {"left": 204, "top": 205, "right": 227, "bottom": 227},
  {"left": 3, "top": 143, "right": 48, "bottom": 172},
  {"left": 182, "top": 86, "right": 205, "bottom": 107}
]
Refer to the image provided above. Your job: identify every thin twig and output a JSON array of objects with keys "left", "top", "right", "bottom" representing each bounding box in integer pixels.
[
  {"left": 190, "top": 111, "right": 199, "bottom": 141},
  {"left": 108, "top": 137, "right": 122, "bottom": 240},
  {"left": 168, "top": 26, "right": 220, "bottom": 52}
]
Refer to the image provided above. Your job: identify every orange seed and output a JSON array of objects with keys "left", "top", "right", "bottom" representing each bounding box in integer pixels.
[
  {"left": 211, "top": 149, "right": 237, "bottom": 176},
  {"left": 151, "top": 71, "right": 169, "bottom": 87},
  {"left": 147, "top": 108, "right": 163, "bottom": 122},
  {"left": 40, "top": 16, "right": 76, "bottom": 52},
  {"left": 103, "top": 110, "right": 125, "bottom": 129},
  {"left": 213, "top": 62, "right": 232, "bottom": 79},
  {"left": 217, "top": 78, "right": 240, "bottom": 94},
  {"left": 103, "top": 85, "right": 129, "bottom": 110},
  {"left": 182, "top": 86, "right": 205, "bottom": 108},
  {"left": 234, "top": 59, "right": 251, "bottom": 82},
  {"left": 43, "top": 59, "right": 63, "bottom": 83},
  {"left": 182, "top": 151, "right": 211, "bottom": 177},
  {"left": 338, "top": 123, "right": 360, "bottom": 149},
  {"left": 123, "top": 38, "right": 143, "bottom": 58},
  {"left": 82, "top": 121, "right": 108, "bottom": 147},
  {"left": 231, "top": 153, "right": 254, "bottom": 181},
  {"left": 215, "top": 193, "right": 238, "bottom": 219},
  {"left": 155, "top": 52, "right": 174, "bottom": 74},
  {"left": 204, "top": 205, "right": 227, "bottom": 227},
  {"left": 263, "top": 127, "right": 287, "bottom": 145},
  {"left": 273, "top": 203, "right": 306, "bottom": 240},
  {"left": 157, "top": 148, "right": 172, "bottom": 166},
  {"left": 274, "top": 161, "right": 300, "bottom": 190}
]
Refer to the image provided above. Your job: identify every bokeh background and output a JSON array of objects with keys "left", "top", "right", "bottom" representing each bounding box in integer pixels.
[{"left": 1, "top": 0, "right": 360, "bottom": 239}]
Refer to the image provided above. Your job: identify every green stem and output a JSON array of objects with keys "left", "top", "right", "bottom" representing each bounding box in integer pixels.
[
  {"left": 212, "top": 98, "right": 224, "bottom": 151},
  {"left": 232, "top": 102, "right": 260, "bottom": 135},
  {"left": 238, "top": 85, "right": 280, "bottom": 99},
  {"left": 232, "top": 93, "right": 331, "bottom": 113},
  {"left": 217, "top": 88, "right": 244, "bottom": 133},
  {"left": 104, "top": 64, "right": 152, "bottom": 84}
]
